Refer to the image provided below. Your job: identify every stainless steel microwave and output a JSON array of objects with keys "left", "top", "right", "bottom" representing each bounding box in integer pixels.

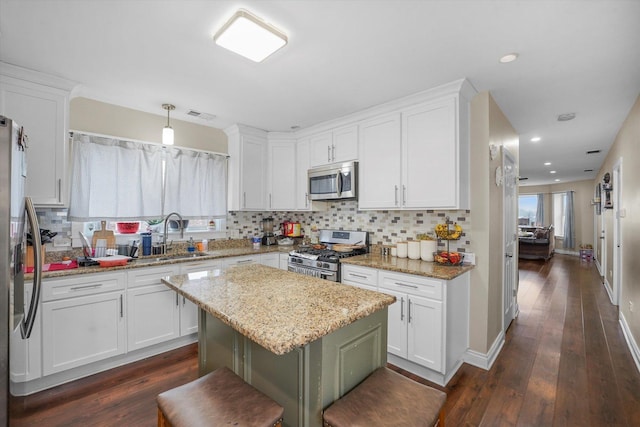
[{"left": 308, "top": 161, "right": 358, "bottom": 201}]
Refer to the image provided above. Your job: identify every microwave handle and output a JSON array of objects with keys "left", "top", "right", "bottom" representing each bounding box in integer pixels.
[{"left": 336, "top": 171, "right": 342, "bottom": 197}]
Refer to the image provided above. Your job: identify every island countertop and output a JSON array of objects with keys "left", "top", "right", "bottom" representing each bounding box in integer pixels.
[{"left": 161, "top": 264, "right": 395, "bottom": 355}]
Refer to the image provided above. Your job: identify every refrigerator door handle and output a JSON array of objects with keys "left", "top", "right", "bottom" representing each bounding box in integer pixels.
[{"left": 21, "top": 197, "right": 42, "bottom": 339}]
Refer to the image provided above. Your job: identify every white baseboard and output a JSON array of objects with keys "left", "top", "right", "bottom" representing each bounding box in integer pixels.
[
  {"left": 464, "top": 330, "right": 505, "bottom": 370},
  {"left": 619, "top": 311, "right": 640, "bottom": 374},
  {"left": 603, "top": 279, "right": 615, "bottom": 305},
  {"left": 554, "top": 249, "right": 579, "bottom": 256}
]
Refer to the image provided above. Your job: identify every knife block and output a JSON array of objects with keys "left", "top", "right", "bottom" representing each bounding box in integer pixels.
[{"left": 26, "top": 246, "right": 46, "bottom": 268}]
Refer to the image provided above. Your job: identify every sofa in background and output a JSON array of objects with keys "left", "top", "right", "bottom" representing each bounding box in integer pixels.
[{"left": 519, "top": 225, "right": 554, "bottom": 260}]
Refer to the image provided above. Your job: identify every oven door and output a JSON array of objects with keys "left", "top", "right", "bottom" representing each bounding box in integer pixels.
[
  {"left": 288, "top": 262, "right": 339, "bottom": 282},
  {"left": 308, "top": 161, "right": 357, "bottom": 201}
]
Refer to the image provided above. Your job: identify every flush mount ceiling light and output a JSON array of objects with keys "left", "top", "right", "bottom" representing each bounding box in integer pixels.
[
  {"left": 550, "top": 170, "right": 557, "bottom": 174},
  {"left": 557, "top": 112, "right": 576, "bottom": 121},
  {"left": 499, "top": 52, "right": 519, "bottom": 63},
  {"left": 544, "top": 162, "right": 551, "bottom": 166},
  {"left": 530, "top": 137, "right": 541, "bottom": 142},
  {"left": 214, "top": 9, "right": 287, "bottom": 62},
  {"left": 162, "top": 104, "right": 175, "bottom": 145}
]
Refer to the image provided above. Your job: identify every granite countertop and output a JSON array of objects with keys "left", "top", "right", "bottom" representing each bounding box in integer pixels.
[
  {"left": 161, "top": 264, "right": 396, "bottom": 355},
  {"left": 341, "top": 253, "right": 474, "bottom": 280},
  {"left": 28, "top": 245, "right": 294, "bottom": 279}
]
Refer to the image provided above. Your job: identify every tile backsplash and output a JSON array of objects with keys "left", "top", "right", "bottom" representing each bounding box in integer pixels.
[{"left": 228, "top": 201, "right": 471, "bottom": 252}]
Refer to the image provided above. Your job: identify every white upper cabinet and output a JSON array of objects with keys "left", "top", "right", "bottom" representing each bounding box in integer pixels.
[
  {"left": 358, "top": 79, "right": 474, "bottom": 210},
  {"left": 267, "top": 134, "right": 297, "bottom": 210},
  {"left": 309, "top": 124, "right": 358, "bottom": 167},
  {"left": 0, "top": 63, "right": 76, "bottom": 207},
  {"left": 226, "top": 125, "right": 267, "bottom": 211},
  {"left": 358, "top": 114, "right": 402, "bottom": 209}
]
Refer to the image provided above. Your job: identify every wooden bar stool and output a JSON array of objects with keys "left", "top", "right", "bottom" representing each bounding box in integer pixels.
[
  {"left": 323, "top": 367, "right": 446, "bottom": 427},
  {"left": 157, "top": 367, "right": 284, "bottom": 427}
]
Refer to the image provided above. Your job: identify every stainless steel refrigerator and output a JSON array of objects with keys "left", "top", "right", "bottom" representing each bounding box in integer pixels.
[{"left": 0, "top": 116, "right": 43, "bottom": 424}]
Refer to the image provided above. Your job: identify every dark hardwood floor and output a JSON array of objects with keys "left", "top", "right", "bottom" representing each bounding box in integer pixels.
[{"left": 10, "top": 254, "right": 640, "bottom": 426}]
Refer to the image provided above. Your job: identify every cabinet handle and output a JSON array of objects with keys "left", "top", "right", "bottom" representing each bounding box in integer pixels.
[
  {"left": 243, "top": 192, "right": 246, "bottom": 208},
  {"left": 408, "top": 299, "right": 412, "bottom": 323},
  {"left": 58, "top": 179, "right": 62, "bottom": 203},
  {"left": 403, "top": 185, "right": 407, "bottom": 206},
  {"left": 237, "top": 259, "right": 253, "bottom": 264},
  {"left": 70, "top": 284, "right": 103, "bottom": 291},
  {"left": 394, "top": 185, "right": 398, "bottom": 206},
  {"left": 120, "top": 294, "right": 123, "bottom": 318},
  {"left": 183, "top": 296, "right": 186, "bottom": 306},
  {"left": 269, "top": 193, "right": 272, "bottom": 209},
  {"left": 350, "top": 273, "right": 367, "bottom": 279},
  {"left": 395, "top": 282, "right": 418, "bottom": 289},
  {"left": 332, "top": 144, "right": 336, "bottom": 162},
  {"left": 400, "top": 297, "right": 405, "bottom": 321},
  {"left": 327, "top": 145, "right": 331, "bottom": 162},
  {"left": 176, "top": 293, "right": 179, "bottom": 307},
  {"left": 305, "top": 192, "right": 309, "bottom": 208}
]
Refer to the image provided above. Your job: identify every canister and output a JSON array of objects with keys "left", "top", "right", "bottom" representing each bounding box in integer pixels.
[
  {"left": 408, "top": 241, "right": 420, "bottom": 259},
  {"left": 396, "top": 241, "right": 408, "bottom": 258},
  {"left": 420, "top": 240, "right": 437, "bottom": 262}
]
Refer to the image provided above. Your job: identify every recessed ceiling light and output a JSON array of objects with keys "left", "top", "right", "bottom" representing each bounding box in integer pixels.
[
  {"left": 290, "top": 125, "right": 300, "bottom": 130},
  {"left": 530, "top": 137, "right": 541, "bottom": 142},
  {"left": 214, "top": 9, "right": 287, "bottom": 62},
  {"left": 499, "top": 53, "right": 519, "bottom": 63},
  {"left": 554, "top": 179, "right": 560, "bottom": 182},
  {"left": 557, "top": 112, "right": 576, "bottom": 121},
  {"left": 544, "top": 162, "right": 551, "bottom": 166},
  {"left": 550, "top": 171, "right": 556, "bottom": 174}
]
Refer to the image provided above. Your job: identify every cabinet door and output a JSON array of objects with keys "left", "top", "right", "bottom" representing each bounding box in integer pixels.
[
  {"left": 179, "top": 296, "right": 199, "bottom": 336},
  {"left": 0, "top": 80, "right": 69, "bottom": 206},
  {"left": 407, "top": 295, "right": 442, "bottom": 372},
  {"left": 332, "top": 125, "right": 358, "bottom": 163},
  {"left": 402, "top": 99, "right": 457, "bottom": 208},
  {"left": 127, "top": 284, "right": 180, "bottom": 351},
  {"left": 309, "top": 131, "right": 333, "bottom": 167},
  {"left": 42, "top": 291, "right": 126, "bottom": 375},
  {"left": 358, "top": 113, "right": 402, "bottom": 209},
  {"left": 268, "top": 141, "right": 296, "bottom": 210},
  {"left": 279, "top": 253, "right": 289, "bottom": 270},
  {"left": 295, "top": 139, "right": 311, "bottom": 210},
  {"left": 260, "top": 253, "right": 279, "bottom": 268},
  {"left": 241, "top": 135, "right": 266, "bottom": 210},
  {"left": 380, "top": 288, "right": 407, "bottom": 358}
]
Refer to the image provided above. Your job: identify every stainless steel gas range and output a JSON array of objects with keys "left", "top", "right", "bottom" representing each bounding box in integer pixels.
[{"left": 288, "top": 230, "right": 369, "bottom": 282}]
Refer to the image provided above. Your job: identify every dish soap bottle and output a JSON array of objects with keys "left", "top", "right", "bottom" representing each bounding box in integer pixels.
[{"left": 187, "top": 237, "right": 195, "bottom": 252}]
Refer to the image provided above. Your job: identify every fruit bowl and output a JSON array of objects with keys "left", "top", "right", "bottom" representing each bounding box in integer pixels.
[
  {"left": 433, "top": 251, "right": 463, "bottom": 266},
  {"left": 116, "top": 222, "right": 140, "bottom": 234}
]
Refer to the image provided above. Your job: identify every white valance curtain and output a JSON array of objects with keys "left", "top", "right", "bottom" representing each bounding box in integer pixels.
[{"left": 68, "top": 133, "right": 227, "bottom": 221}]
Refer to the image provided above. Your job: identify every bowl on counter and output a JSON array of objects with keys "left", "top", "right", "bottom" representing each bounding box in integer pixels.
[
  {"left": 168, "top": 219, "right": 189, "bottom": 230},
  {"left": 116, "top": 222, "right": 140, "bottom": 234}
]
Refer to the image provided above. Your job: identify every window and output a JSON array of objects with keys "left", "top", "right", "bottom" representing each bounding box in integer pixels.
[
  {"left": 518, "top": 195, "right": 537, "bottom": 226},
  {"left": 553, "top": 193, "right": 566, "bottom": 237}
]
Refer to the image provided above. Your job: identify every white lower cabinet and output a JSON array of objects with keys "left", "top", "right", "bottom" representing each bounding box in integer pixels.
[
  {"left": 42, "top": 271, "right": 127, "bottom": 376},
  {"left": 342, "top": 264, "right": 469, "bottom": 386},
  {"left": 260, "top": 253, "right": 279, "bottom": 268},
  {"left": 279, "top": 253, "right": 289, "bottom": 270},
  {"left": 127, "top": 266, "right": 180, "bottom": 352}
]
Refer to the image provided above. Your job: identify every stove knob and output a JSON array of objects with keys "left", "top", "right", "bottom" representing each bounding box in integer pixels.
[
  {"left": 323, "top": 262, "right": 330, "bottom": 269},
  {"left": 316, "top": 261, "right": 322, "bottom": 268}
]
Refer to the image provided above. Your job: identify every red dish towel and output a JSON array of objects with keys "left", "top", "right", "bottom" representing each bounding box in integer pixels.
[{"left": 25, "top": 260, "right": 78, "bottom": 273}]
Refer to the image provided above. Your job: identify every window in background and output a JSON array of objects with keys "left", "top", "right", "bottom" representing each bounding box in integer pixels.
[
  {"left": 553, "top": 192, "right": 566, "bottom": 237},
  {"left": 518, "top": 195, "right": 537, "bottom": 226}
]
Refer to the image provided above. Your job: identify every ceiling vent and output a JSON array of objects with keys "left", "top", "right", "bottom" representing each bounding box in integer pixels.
[
  {"left": 187, "top": 110, "right": 217, "bottom": 121},
  {"left": 584, "top": 169, "right": 594, "bottom": 172},
  {"left": 586, "top": 149, "right": 601, "bottom": 155}
]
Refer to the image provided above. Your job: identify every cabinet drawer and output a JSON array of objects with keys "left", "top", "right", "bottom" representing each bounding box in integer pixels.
[
  {"left": 223, "top": 255, "right": 258, "bottom": 267},
  {"left": 180, "top": 260, "right": 223, "bottom": 275},
  {"left": 42, "top": 272, "right": 126, "bottom": 301},
  {"left": 342, "top": 265, "right": 378, "bottom": 288},
  {"left": 128, "top": 266, "right": 179, "bottom": 288},
  {"left": 378, "top": 271, "right": 442, "bottom": 301}
]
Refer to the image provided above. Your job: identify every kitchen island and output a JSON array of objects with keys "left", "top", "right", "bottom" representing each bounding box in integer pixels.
[{"left": 161, "top": 264, "right": 395, "bottom": 427}]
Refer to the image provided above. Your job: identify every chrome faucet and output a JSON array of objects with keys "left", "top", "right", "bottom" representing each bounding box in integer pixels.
[{"left": 162, "top": 212, "right": 184, "bottom": 255}]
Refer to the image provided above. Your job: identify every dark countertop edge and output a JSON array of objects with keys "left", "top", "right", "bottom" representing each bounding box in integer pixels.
[{"left": 340, "top": 254, "right": 474, "bottom": 280}]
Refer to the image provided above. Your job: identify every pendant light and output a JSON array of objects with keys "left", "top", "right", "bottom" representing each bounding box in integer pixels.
[{"left": 162, "top": 104, "right": 175, "bottom": 145}]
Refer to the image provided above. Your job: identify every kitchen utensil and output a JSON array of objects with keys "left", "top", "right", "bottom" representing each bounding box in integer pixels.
[
  {"left": 92, "top": 255, "right": 131, "bottom": 267},
  {"left": 79, "top": 231, "right": 92, "bottom": 258},
  {"left": 261, "top": 217, "right": 277, "bottom": 246},
  {"left": 92, "top": 220, "right": 116, "bottom": 249}
]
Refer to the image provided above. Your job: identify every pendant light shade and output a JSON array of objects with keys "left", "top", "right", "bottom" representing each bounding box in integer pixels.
[{"left": 162, "top": 104, "right": 175, "bottom": 145}]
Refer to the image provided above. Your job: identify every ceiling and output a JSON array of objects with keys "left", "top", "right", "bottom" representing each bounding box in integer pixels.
[{"left": 1, "top": 0, "right": 639, "bottom": 186}]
